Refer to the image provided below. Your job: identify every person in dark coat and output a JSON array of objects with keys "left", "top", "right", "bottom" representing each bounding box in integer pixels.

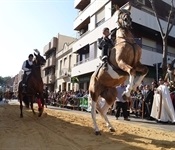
[
  {"left": 144, "top": 84, "right": 154, "bottom": 119},
  {"left": 97, "top": 27, "right": 114, "bottom": 70},
  {"left": 21, "top": 54, "right": 34, "bottom": 93}
]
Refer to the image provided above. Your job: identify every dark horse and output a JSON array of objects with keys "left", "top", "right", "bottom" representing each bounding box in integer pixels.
[{"left": 18, "top": 49, "right": 46, "bottom": 118}]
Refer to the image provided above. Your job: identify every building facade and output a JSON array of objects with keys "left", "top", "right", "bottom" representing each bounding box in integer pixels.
[
  {"left": 12, "top": 70, "right": 23, "bottom": 97},
  {"left": 72, "top": 0, "right": 175, "bottom": 90},
  {"left": 42, "top": 34, "right": 76, "bottom": 92},
  {"left": 55, "top": 41, "right": 77, "bottom": 92}
]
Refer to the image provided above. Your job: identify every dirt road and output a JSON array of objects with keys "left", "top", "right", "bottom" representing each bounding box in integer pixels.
[{"left": 0, "top": 102, "right": 175, "bottom": 150}]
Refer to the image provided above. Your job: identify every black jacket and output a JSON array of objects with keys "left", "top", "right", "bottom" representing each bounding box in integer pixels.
[
  {"left": 97, "top": 37, "right": 114, "bottom": 50},
  {"left": 144, "top": 90, "right": 154, "bottom": 104}
]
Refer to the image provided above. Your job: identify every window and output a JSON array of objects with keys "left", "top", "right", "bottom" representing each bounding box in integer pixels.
[
  {"left": 68, "top": 55, "right": 72, "bottom": 70},
  {"left": 64, "top": 57, "right": 67, "bottom": 66},
  {"left": 136, "top": 0, "right": 145, "bottom": 5},
  {"left": 94, "top": 42, "right": 97, "bottom": 58},
  {"left": 68, "top": 83, "right": 71, "bottom": 91},
  {"left": 96, "top": 8, "right": 105, "bottom": 27},
  {"left": 60, "top": 60, "right": 62, "bottom": 71}
]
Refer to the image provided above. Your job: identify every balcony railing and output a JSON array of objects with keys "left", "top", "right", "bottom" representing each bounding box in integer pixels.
[
  {"left": 74, "top": 57, "right": 91, "bottom": 66},
  {"left": 59, "top": 68, "right": 71, "bottom": 78},
  {"left": 43, "top": 74, "right": 55, "bottom": 84},
  {"left": 74, "top": 44, "right": 175, "bottom": 66}
]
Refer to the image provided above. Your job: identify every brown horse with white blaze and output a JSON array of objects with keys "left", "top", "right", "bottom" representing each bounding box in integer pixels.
[
  {"left": 18, "top": 49, "right": 46, "bottom": 118},
  {"left": 89, "top": 4, "right": 148, "bottom": 135}
]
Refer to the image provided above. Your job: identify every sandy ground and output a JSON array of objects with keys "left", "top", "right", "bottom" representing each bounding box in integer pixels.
[{"left": 0, "top": 102, "right": 175, "bottom": 150}]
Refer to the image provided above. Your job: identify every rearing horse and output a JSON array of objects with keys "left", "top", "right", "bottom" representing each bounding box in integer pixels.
[
  {"left": 18, "top": 49, "right": 46, "bottom": 118},
  {"left": 89, "top": 4, "right": 148, "bottom": 135}
]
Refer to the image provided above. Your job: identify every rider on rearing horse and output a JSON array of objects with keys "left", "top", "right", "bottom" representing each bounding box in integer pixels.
[
  {"left": 97, "top": 27, "right": 114, "bottom": 70},
  {"left": 21, "top": 54, "right": 34, "bottom": 93}
]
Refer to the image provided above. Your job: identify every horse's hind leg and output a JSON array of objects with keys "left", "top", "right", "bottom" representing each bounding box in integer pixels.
[
  {"left": 97, "top": 100, "right": 115, "bottom": 132},
  {"left": 133, "top": 62, "right": 148, "bottom": 90},
  {"left": 19, "top": 95, "right": 23, "bottom": 118},
  {"left": 91, "top": 100, "right": 101, "bottom": 135}
]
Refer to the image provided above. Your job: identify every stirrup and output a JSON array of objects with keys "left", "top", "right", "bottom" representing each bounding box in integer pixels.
[{"left": 102, "top": 56, "right": 107, "bottom": 61}]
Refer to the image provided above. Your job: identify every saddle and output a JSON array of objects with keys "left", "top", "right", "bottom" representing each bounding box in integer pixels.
[{"left": 94, "top": 58, "right": 128, "bottom": 78}]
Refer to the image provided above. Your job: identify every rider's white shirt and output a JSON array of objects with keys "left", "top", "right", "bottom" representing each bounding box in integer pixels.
[{"left": 22, "top": 60, "right": 33, "bottom": 75}]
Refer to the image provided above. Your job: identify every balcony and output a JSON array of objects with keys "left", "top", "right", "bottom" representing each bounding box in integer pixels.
[
  {"left": 43, "top": 42, "right": 51, "bottom": 55},
  {"left": 48, "top": 74, "right": 55, "bottom": 84},
  {"left": 75, "top": 17, "right": 90, "bottom": 31},
  {"left": 43, "top": 74, "right": 55, "bottom": 84},
  {"left": 43, "top": 76, "right": 48, "bottom": 84},
  {"left": 45, "top": 56, "right": 56, "bottom": 69},
  {"left": 74, "top": 0, "right": 90, "bottom": 10},
  {"left": 59, "top": 68, "right": 71, "bottom": 78},
  {"left": 50, "top": 37, "right": 57, "bottom": 49}
]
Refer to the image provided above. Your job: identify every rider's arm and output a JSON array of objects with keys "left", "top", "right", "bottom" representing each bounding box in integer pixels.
[
  {"left": 22, "top": 61, "right": 30, "bottom": 72},
  {"left": 97, "top": 37, "right": 106, "bottom": 50}
]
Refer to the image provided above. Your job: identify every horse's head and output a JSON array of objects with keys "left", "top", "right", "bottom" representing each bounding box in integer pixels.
[
  {"left": 115, "top": 4, "right": 132, "bottom": 29},
  {"left": 33, "top": 49, "right": 46, "bottom": 66}
]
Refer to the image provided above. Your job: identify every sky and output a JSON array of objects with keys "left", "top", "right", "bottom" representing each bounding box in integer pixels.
[{"left": 0, "top": 0, "right": 77, "bottom": 77}]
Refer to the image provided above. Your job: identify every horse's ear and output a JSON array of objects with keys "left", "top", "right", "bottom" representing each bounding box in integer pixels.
[
  {"left": 34, "top": 53, "right": 37, "bottom": 57},
  {"left": 114, "top": 5, "right": 119, "bottom": 11},
  {"left": 125, "top": 3, "right": 131, "bottom": 11},
  {"left": 34, "top": 49, "right": 40, "bottom": 55}
]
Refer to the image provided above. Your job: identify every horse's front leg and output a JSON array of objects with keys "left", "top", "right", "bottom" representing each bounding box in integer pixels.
[
  {"left": 117, "top": 60, "right": 135, "bottom": 99},
  {"left": 30, "top": 96, "right": 36, "bottom": 115},
  {"left": 133, "top": 62, "right": 148, "bottom": 91},
  {"left": 38, "top": 93, "right": 44, "bottom": 117},
  {"left": 122, "top": 74, "right": 135, "bottom": 99}
]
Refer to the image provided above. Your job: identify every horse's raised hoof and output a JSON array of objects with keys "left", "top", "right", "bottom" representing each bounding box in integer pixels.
[
  {"left": 109, "top": 128, "right": 115, "bottom": 132},
  {"left": 95, "top": 131, "right": 101, "bottom": 135}
]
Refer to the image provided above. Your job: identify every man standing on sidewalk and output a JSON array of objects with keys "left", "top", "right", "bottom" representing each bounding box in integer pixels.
[{"left": 115, "top": 83, "right": 130, "bottom": 121}]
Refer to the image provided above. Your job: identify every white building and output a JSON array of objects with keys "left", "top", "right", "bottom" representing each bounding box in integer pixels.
[
  {"left": 72, "top": 0, "right": 175, "bottom": 90},
  {"left": 42, "top": 34, "right": 76, "bottom": 92},
  {"left": 55, "top": 41, "right": 77, "bottom": 92}
]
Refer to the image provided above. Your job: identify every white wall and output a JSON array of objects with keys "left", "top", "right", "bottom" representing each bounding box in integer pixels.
[
  {"left": 105, "top": 1, "right": 112, "bottom": 21},
  {"left": 89, "top": 15, "right": 96, "bottom": 31},
  {"left": 131, "top": 7, "right": 175, "bottom": 37},
  {"left": 72, "top": 58, "right": 101, "bottom": 76},
  {"left": 74, "top": 0, "right": 109, "bottom": 30}
]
